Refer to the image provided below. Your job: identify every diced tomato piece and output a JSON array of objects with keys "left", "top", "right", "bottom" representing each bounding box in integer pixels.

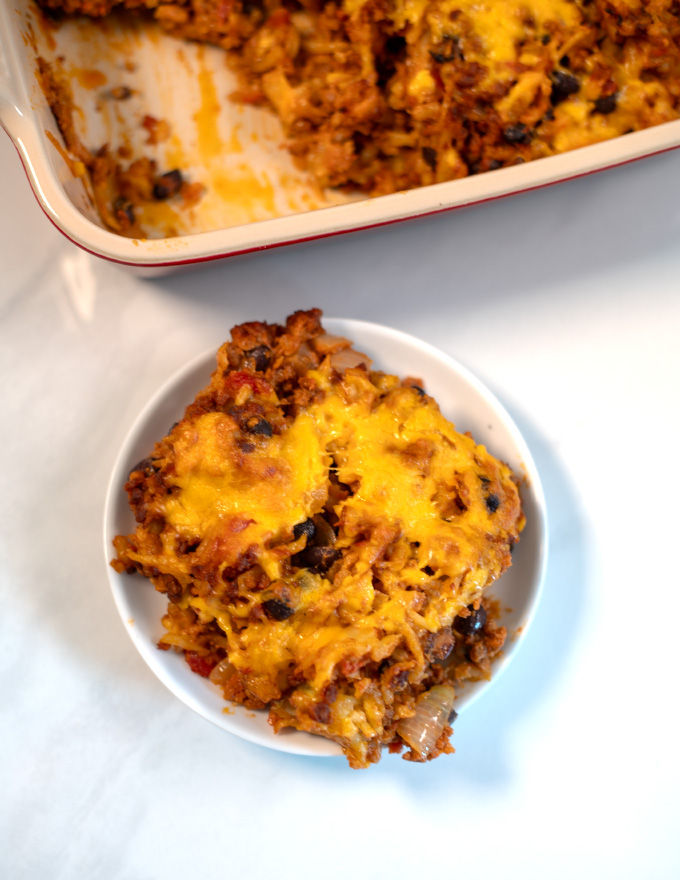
[
  {"left": 216, "top": 0, "right": 234, "bottom": 24},
  {"left": 222, "top": 371, "right": 275, "bottom": 399},
  {"left": 185, "top": 651, "right": 216, "bottom": 678},
  {"left": 267, "top": 9, "right": 290, "bottom": 27}
]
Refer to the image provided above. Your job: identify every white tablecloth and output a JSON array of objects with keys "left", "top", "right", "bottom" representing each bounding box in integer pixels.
[{"left": 1, "top": 129, "right": 679, "bottom": 880}]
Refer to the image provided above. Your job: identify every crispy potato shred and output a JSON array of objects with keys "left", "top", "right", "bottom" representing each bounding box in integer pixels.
[
  {"left": 38, "top": 0, "right": 680, "bottom": 230},
  {"left": 111, "top": 310, "right": 524, "bottom": 767}
]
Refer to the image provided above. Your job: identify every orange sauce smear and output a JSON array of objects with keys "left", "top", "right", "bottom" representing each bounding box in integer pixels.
[{"left": 45, "top": 130, "right": 86, "bottom": 178}]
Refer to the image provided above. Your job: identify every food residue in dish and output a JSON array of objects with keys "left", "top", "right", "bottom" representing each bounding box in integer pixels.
[{"left": 24, "top": 5, "right": 379, "bottom": 239}]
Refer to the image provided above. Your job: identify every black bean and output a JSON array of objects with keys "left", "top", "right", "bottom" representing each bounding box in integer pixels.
[
  {"left": 384, "top": 35, "right": 407, "bottom": 56},
  {"left": 311, "top": 702, "right": 331, "bottom": 724},
  {"left": 376, "top": 36, "right": 406, "bottom": 85},
  {"left": 113, "top": 197, "right": 135, "bottom": 226},
  {"left": 323, "top": 682, "right": 338, "bottom": 704},
  {"left": 163, "top": 574, "right": 183, "bottom": 602},
  {"left": 262, "top": 598, "right": 295, "bottom": 621},
  {"left": 550, "top": 71, "right": 580, "bottom": 105},
  {"left": 503, "top": 124, "right": 531, "bottom": 145},
  {"left": 422, "top": 147, "right": 437, "bottom": 170},
  {"left": 594, "top": 94, "right": 617, "bottom": 114},
  {"left": 294, "top": 546, "right": 340, "bottom": 574},
  {"left": 312, "top": 515, "right": 336, "bottom": 547},
  {"left": 541, "top": 33, "right": 551, "bottom": 45},
  {"left": 130, "top": 457, "right": 152, "bottom": 474},
  {"left": 109, "top": 86, "right": 133, "bottom": 100},
  {"left": 429, "top": 35, "right": 461, "bottom": 64},
  {"left": 40, "top": 6, "right": 64, "bottom": 20},
  {"left": 244, "top": 345, "right": 272, "bottom": 371},
  {"left": 488, "top": 159, "right": 502, "bottom": 171},
  {"left": 153, "top": 169, "right": 183, "bottom": 200},
  {"left": 153, "top": 184, "right": 171, "bottom": 201},
  {"left": 293, "top": 518, "right": 316, "bottom": 541},
  {"left": 485, "top": 493, "right": 500, "bottom": 513},
  {"left": 448, "top": 708, "right": 459, "bottom": 724},
  {"left": 455, "top": 604, "right": 487, "bottom": 636},
  {"left": 246, "top": 419, "right": 273, "bottom": 437},
  {"left": 129, "top": 457, "right": 158, "bottom": 477}
]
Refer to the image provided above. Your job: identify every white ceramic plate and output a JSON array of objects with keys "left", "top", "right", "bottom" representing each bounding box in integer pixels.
[
  {"left": 2, "top": 0, "right": 680, "bottom": 273},
  {"left": 103, "top": 318, "right": 548, "bottom": 758}
]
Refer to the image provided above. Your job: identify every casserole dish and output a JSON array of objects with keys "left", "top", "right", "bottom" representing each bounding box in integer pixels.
[{"left": 2, "top": 0, "right": 680, "bottom": 275}]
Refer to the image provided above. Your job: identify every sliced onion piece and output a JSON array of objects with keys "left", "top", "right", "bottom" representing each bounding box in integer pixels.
[
  {"left": 291, "top": 341, "right": 317, "bottom": 376},
  {"left": 330, "top": 348, "right": 373, "bottom": 372},
  {"left": 312, "top": 332, "right": 352, "bottom": 355},
  {"left": 209, "top": 657, "right": 237, "bottom": 686},
  {"left": 396, "top": 684, "right": 456, "bottom": 759}
]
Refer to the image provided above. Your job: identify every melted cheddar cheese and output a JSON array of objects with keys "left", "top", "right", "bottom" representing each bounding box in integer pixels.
[
  {"left": 426, "top": 0, "right": 581, "bottom": 66},
  {"left": 165, "top": 409, "right": 329, "bottom": 579}
]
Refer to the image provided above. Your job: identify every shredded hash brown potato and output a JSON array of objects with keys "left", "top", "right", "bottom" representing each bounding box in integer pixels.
[
  {"left": 37, "top": 0, "right": 680, "bottom": 231},
  {"left": 111, "top": 310, "right": 524, "bottom": 767}
]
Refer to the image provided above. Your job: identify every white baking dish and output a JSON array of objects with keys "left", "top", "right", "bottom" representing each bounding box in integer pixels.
[{"left": 2, "top": 0, "right": 680, "bottom": 275}]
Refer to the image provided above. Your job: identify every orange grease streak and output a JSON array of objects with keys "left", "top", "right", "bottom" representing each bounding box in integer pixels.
[
  {"left": 45, "top": 130, "right": 85, "bottom": 178},
  {"left": 71, "top": 67, "right": 108, "bottom": 89},
  {"left": 193, "top": 48, "right": 225, "bottom": 162}
]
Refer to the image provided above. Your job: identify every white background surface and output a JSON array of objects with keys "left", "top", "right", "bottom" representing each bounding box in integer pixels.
[{"left": 1, "top": 129, "right": 679, "bottom": 879}]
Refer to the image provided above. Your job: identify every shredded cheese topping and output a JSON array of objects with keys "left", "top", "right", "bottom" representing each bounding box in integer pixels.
[{"left": 156, "top": 362, "right": 522, "bottom": 712}]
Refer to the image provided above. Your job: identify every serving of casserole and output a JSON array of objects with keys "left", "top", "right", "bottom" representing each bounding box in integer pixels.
[{"left": 104, "top": 313, "right": 547, "bottom": 765}]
